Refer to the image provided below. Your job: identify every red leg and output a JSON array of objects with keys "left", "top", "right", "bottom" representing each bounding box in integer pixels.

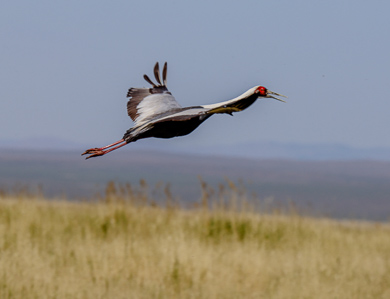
[{"left": 82, "top": 139, "right": 127, "bottom": 159}]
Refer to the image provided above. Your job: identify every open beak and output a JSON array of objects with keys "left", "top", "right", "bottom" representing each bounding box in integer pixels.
[{"left": 267, "top": 90, "right": 287, "bottom": 103}]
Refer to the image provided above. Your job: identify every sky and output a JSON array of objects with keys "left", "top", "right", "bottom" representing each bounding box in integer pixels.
[{"left": 1, "top": 0, "right": 390, "bottom": 154}]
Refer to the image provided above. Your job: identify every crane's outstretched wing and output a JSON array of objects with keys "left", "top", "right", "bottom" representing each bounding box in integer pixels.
[{"left": 126, "top": 62, "right": 182, "bottom": 126}]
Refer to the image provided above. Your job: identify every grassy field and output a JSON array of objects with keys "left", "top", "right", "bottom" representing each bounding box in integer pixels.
[{"left": 1, "top": 188, "right": 390, "bottom": 298}]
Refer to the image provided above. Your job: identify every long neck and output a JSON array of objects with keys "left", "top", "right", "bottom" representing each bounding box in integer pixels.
[{"left": 201, "top": 86, "right": 258, "bottom": 110}]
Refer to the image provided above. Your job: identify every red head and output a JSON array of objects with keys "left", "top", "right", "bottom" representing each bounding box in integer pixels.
[
  {"left": 255, "top": 86, "right": 287, "bottom": 102},
  {"left": 256, "top": 86, "right": 268, "bottom": 97}
]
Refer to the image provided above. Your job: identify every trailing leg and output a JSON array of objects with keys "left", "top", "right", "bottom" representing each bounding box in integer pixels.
[{"left": 82, "top": 139, "right": 127, "bottom": 159}]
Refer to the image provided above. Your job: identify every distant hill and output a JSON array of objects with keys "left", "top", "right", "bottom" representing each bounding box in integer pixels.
[
  {"left": 176, "top": 141, "right": 390, "bottom": 161},
  {"left": 1, "top": 137, "right": 389, "bottom": 160},
  {"left": 1, "top": 148, "right": 390, "bottom": 221}
]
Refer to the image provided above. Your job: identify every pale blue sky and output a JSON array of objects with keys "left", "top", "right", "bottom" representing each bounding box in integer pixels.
[{"left": 1, "top": 0, "right": 390, "bottom": 152}]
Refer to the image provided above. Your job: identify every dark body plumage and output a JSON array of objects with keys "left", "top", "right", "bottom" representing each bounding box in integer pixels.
[{"left": 123, "top": 109, "right": 211, "bottom": 142}]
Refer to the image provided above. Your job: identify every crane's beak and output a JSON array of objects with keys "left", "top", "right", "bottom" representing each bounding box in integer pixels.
[{"left": 267, "top": 90, "right": 287, "bottom": 103}]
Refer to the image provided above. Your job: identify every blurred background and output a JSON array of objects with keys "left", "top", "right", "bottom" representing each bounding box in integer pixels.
[{"left": 1, "top": 0, "right": 390, "bottom": 220}]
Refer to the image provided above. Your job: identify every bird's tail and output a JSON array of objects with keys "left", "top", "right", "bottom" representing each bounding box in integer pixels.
[{"left": 123, "top": 127, "right": 137, "bottom": 143}]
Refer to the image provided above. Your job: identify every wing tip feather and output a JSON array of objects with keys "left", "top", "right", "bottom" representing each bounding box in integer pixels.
[
  {"left": 154, "top": 62, "right": 162, "bottom": 85},
  {"left": 162, "top": 62, "right": 168, "bottom": 86},
  {"left": 143, "top": 62, "right": 168, "bottom": 88}
]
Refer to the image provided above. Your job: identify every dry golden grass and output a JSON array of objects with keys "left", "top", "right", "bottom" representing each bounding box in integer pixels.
[{"left": 0, "top": 191, "right": 390, "bottom": 298}]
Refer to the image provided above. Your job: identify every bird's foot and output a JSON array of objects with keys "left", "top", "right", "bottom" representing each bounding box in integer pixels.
[
  {"left": 82, "top": 139, "right": 127, "bottom": 160},
  {"left": 81, "top": 148, "right": 101, "bottom": 156},
  {"left": 84, "top": 150, "right": 106, "bottom": 159},
  {"left": 82, "top": 148, "right": 107, "bottom": 159}
]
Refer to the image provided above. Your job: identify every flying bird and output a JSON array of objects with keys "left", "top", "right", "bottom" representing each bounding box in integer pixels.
[{"left": 82, "top": 62, "right": 286, "bottom": 159}]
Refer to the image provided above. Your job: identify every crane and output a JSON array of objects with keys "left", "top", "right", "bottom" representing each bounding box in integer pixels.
[{"left": 82, "top": 62, "right": 286, "bottom": 159}]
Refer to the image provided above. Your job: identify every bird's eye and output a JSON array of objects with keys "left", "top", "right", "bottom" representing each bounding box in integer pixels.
[{"left": 257, "top": 86, "right": 267, "bottom": 96}]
